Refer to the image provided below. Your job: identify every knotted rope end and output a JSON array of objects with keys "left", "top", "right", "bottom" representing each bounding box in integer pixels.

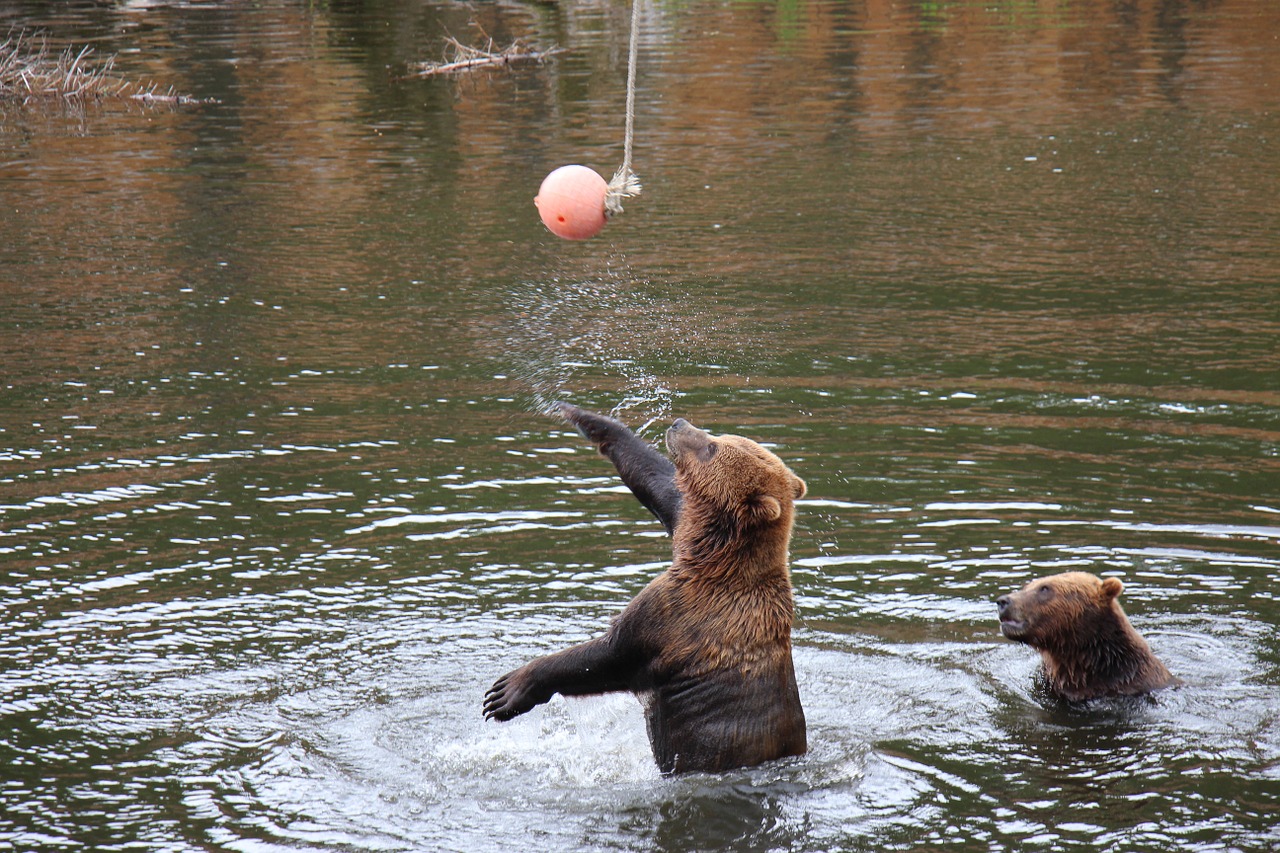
[{"left": 605, "top": 167, "right": 642, "bottom": 217}]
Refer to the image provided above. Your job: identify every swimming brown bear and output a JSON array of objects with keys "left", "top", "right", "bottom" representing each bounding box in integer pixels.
[
  {"left": 997, "top": 571, "right": 1175, "bottom": 702},
  {"left": 483, "top": 405, "right": 808, "bottom": 774}
]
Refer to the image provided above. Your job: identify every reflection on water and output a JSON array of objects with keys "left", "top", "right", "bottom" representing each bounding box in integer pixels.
[{"left": 1, "top": 0, "right": 1278, "bottom": 850}]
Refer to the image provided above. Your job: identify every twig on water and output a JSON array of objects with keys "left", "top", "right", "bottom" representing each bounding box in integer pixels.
[
  {"left": 0, "top": 30, "right": 212, "bottom": 105},
  {"left": 408, "top": 35, "right": 564, "bottom": 78}
]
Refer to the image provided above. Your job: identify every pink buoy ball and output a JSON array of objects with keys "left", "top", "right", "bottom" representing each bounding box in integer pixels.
[{"left": 535, "top": 165, "right": 608, "bottom": 241}]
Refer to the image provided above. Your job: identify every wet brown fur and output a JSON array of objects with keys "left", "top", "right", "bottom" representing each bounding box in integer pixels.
[
  {"left": 485, "top": 415, "right": 807, "bottom": 774},
  {"left": 997, "top": 572, "right": 1175, "bottom": 702},
  {"left": 671, "top": 433, "right": 802, "bottom": 612}
]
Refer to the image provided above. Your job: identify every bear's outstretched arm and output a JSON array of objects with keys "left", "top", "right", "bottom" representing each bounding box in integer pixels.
[
  {"left": 557, "top": 402, "right": 682, "bottom": 535},
  {"left": 483, "top": 634, "right": 643, "bottom": 722}
]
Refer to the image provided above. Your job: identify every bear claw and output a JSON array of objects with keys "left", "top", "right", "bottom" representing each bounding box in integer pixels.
[{"left": 556, "top": 402, "right": 624, "bottom": 449}]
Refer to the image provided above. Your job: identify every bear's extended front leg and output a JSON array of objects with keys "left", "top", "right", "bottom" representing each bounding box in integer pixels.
[
  {"left": 557, "top": 402, "right": 682, "bottom": 534},
  {"left": 483, "top": 634, "right": 640, "bottom": 722}
]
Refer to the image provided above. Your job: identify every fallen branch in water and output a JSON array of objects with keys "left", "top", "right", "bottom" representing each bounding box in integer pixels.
[
  {"left": 0, "top": 31, "right": 212, "bottom": 104},
  {"left": 127, "top": 85, "right": 209, "bottom": 106},
  {"left": 409, "top": 36, "right": 564, "bottom": 78}
]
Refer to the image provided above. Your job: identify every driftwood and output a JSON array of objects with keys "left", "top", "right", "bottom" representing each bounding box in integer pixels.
[
  {"left": 409, "top": 36, "right": 564, "bottom": 78},
  {"left": 0, "top": 31, "right": 211, "bottom": 104}
]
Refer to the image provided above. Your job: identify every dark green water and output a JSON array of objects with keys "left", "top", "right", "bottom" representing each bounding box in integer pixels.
[{"left": 1, "top": 1, "right": 1277, "bottom": 850}]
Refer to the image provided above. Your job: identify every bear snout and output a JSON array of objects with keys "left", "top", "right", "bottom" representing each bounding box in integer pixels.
[
  {"left": 666, "top": 418, "right": 713, "bottom": 459},
  {"left": 666, "top": 419, "right": 693, "bottom": 446},
  {"left": 996, "top": 594, "right": 1028, "bottom": 639}
]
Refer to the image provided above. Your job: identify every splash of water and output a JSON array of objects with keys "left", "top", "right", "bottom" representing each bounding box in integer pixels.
[{"left": 502, "top": 263, "right": 679, "bottom": 427}]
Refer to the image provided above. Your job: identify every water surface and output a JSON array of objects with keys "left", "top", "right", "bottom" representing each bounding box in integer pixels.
[{"left": 1, "top": 0, "right": 1278, "bottom": 850}]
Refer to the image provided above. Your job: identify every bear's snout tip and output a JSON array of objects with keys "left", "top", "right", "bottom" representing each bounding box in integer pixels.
[
  {"left": 996, "top": 594, "right": 1029, "bottom": 640},
  {"left": 666, "top": 418, "right": 710, "bottom": 459}
]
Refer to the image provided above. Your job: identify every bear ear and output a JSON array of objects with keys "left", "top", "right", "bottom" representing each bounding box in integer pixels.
[
  {"left": 756, "top": 495, "right": 783, "bottom": 522},
  {"left": 1101, "top": 577, "right": 1124, "bottom": 599},
  {"left": 791, "top": 474, "right": 807, "bottom": 500}
]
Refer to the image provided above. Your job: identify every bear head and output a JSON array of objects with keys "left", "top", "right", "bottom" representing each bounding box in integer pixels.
[
  {"left": 665, "top": 418, "right": 806, "bottom": 529},
  {"left": 997, "top": 571, "right": 1126, "bottom": 649}
]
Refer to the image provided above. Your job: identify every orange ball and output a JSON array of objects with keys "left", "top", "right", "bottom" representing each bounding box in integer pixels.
[{"left": 535, "top": 165, "right": 608, "bottom": 240}]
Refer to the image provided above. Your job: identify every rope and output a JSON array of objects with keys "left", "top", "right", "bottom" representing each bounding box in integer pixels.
[{"left": 605, "top": 0, "right": 642, "bottom": 216}]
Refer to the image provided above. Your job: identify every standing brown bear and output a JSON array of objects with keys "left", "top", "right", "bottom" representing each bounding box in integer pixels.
[
  {"left": 484, "top": 405, "right": 808, "bottom": 775},
  {"left": 997, "top": 572, "right": 1175, "bottom": 702}
]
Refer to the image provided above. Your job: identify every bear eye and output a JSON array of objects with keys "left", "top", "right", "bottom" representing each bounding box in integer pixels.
[
  {"left": 1036, "top": 585, "right": 1054, "bottom": 601},
  {"left": 697, "top": 441, "right": 718, "bottom": 463}
]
